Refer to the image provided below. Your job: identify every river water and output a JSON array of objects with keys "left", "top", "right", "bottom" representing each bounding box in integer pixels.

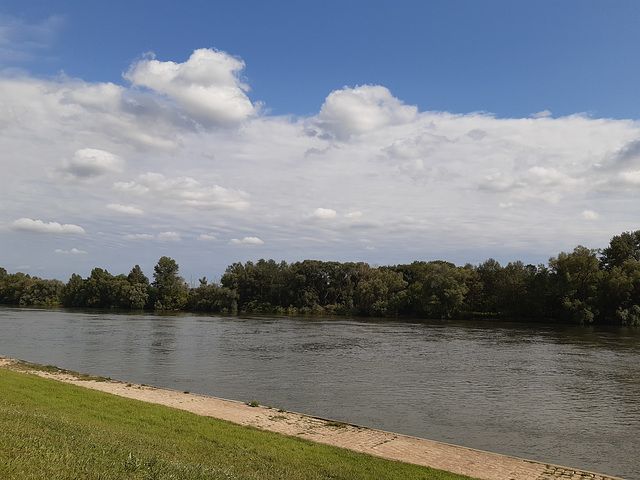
[{"left": 0, "top": 307, "right": 638, "bottom": 479}]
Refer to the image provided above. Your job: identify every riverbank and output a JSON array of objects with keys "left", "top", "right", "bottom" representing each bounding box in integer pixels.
[{"left": 0, "top": 356, "right": 626, "bottom": 480}]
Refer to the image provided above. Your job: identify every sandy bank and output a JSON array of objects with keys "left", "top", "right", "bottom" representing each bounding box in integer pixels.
[{"left": 0, "top": 356, "right": 625, "bottom": 480}]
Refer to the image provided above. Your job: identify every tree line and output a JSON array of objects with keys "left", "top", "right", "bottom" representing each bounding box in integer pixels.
[{"left": 2, "top": 231, "right": 640, "bottom": 325}]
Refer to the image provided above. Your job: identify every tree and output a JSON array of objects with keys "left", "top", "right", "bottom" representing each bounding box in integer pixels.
[
  {"left": 476, "top": 258, "right": 503, "bottom": 315},
  {"left": 187, "top": 282, "right": 238, "bottom": 313},
  {"left": 599, "top": 259, "right": 640, "bottom": 325},
  {"left": 18, "top": 278, "right": 64, "bottom": 307},
  {"left": 549, "top": 246, "right": 603, "bottom": 324},
  {"left": 353, "top": 266, "right": 407, "bottom": 316},
  {"left": 397, "top": 261, "right": 471, "bottom": 319},
  {"left": 151, "top": 257, "right": 187, "bottom": 309},
  {"left": 127, "top": 265, "right": 149, "bottom": 286},
  {"left": 600, "top": 230, "right": 640, "bottom": 271},
  {"left": 61, "top": 273, "right": 87, "bottom": 307}
]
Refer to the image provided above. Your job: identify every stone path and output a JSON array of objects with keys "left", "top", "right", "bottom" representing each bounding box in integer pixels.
[{"left": 0, "top": 357, "right": 628, "bottom": 480}]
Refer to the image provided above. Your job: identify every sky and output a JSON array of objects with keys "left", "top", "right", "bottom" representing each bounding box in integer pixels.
[{"left": 1, "top": 0, "right": 640, "bottom": 283}]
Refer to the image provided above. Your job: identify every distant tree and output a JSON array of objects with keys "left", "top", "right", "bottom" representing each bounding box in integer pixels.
[
  {"left": 600, "top": 230, "right": 640, "bottom": 271},
  {"left": 61, "top": 273, "right": 87, "bottom": 307},
  {"left": 124, "top": 265, "right": 150, "bottom": 309},
  {"left": 476, "top": 258, "right": 503, "bottom": 315},
  {"left": 549, "top": 246, "right": 603, "bottom": 324},
  {"left": 127, "top": 265, "right": 149, "bottom": 286},
  {"left": 151, "top": 257, "right": 187, "bottom": 309},
  {"left": 0, "top": 272, "right": 37, "bottom": 305},
  {"left": 18, "top": 278, "right": 64, "bottom": 307},
  {"left": 397, "top": 261, "right": 471, "bottom": 319},
  {"left": 599, "top": 259, "right": 640, "bottom": 325},
  {"left": 187, "top": 282, "right": 238, "bottom": 313},
  {"left": 353, "top": 265, "right": 407, "bottom": 316}
]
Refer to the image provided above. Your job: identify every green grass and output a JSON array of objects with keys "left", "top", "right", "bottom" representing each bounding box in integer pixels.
[{"left": 0, "top": 369, "right": 477, "bottom": 480}]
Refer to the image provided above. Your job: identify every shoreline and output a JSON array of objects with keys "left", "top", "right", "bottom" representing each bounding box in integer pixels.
[{"left": 0, "top": 356, "right": 627, "bottom": 480}]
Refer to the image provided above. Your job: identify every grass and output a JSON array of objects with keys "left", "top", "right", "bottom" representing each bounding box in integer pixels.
[{"left": 0, "top": 369, "right": 478, "bottom": 480}]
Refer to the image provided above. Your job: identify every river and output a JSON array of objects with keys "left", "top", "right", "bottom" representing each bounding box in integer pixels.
[{"left": 0, "top": 307, "right": 638, "bottom": 479}]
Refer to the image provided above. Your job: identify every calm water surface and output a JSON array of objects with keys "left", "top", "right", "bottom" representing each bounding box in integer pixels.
[{"left": 1, "top": 307, "right": 638, "bottom": 479}]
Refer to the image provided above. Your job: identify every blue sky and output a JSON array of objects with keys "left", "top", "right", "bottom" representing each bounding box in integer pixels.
[{"left": 1, "top": 1, "right": 640, "bottom": 282}]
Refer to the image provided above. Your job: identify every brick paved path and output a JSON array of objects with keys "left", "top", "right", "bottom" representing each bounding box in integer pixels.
[{"left": 1, "top": 357, "right": 628, "bottom": 480}]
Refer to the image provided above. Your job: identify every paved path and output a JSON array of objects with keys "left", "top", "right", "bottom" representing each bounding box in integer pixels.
[{"left": 1, "top": 357, "right": 628, "bottom": 480}]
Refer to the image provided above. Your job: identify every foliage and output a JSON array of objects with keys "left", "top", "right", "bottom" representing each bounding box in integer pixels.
[
  {"left": 152, "top": 256, "right": 188, "bottom": 310},
  {"left": 2, "top": 229, "right": 640, "bottom": 324},
  {"left": 0, "top": 369, "right": 468, "bottom": 480}
]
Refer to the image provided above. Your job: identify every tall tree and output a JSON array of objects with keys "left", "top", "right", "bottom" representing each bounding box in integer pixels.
[
  {"left": 151, "top": 257, "right": 187, "bottom": 309},
  {"left": 549, "top": 246, "right": 603, "bottom": 324},
  {"left": 600, "top": 230, "right": 640, "bottom": 271}
]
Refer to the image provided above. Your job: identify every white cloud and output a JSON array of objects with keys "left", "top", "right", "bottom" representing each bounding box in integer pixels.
[
  {"left": 582, "top": 210, "right": 599, "bottom": 220},
  {"left": 124, "top": 48, "right": 258, "bottom": 127},
  {"left": 124, "top": 233, "right": 154, "bottom": 241},
  {"left": 106, "top": 204, "right": 144, "bottom": 215},
  {"left": 312, "top": 85, "right": 417, "bottom": 140},
  {"left": 158, "top": 231, "right": 181, "bottom": 242},
  {"left": 12, "top": 218, "right": 85, "bottom": 235},
  {"left": 4, "top": 47, "right": 640, "bottom": 281},
  {"left": 229, "top": 236, "right": 264, "bottom": 246},
  {"left": 618, "top": 170, "right": 640, "bottom": 185},
  {"left": 531, "top": 110, "right": 552, "bottom": 118},
  {"left": 55, "top": 248, "right": 87, "bottom": 255},
  {"left": 114, "top": 172, "right": 250, "bottom": 210},
  {"left": 59, "top": 148, "right": 124, "bottom": 179},
  {"left": 198, "top": 234, "right": 217, "bottom": 241},
  {"left": 312, "top": 208, "right": 337, "bottom": 219}
]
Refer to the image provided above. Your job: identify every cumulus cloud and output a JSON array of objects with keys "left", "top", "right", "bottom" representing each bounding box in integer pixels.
[
  {"left": 198, "top": 234, "right": 217, "bottom": 241},
  {"left": 312, "top": 85, "right": 418, "bottom": 140},
  {"left": 158, "top": 231, "right": 181, "bottom": 242},
  {"left": 5, "top": 45, "right": 640, "bottom": 280},
  {"left": 124, "top": 233, "right": 154, "bottom": 241},
  {"left": 114, "top": 172, "right": 250, "bottom": 210},
  {"left": 58, "top": 148, "right": 124, "bottom": 179},
  {"left": 312, "top": 208, "right": 337, "bottom": 219},
  {"left": 582, "top": 210, "right": 600, "bottom": 220},
  {"left": 106, "top": 204, "right": 144, "bottom": 215},
  {"left": 229, "top": 236, "right": 264, "bottom": 246},
  {"left": 531, "top": 110, "right": 552, "bottom": 118},
  {"left": 54, "top": 248, "right": 87, "bottom": 255},
  {"left": 12, "top": 218, "right": 85, "bottom": 235},
  {"left": 124, "top": 48, "right": 259, "bottom": 127}
]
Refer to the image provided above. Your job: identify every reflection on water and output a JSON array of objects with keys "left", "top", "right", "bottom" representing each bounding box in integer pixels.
[{"left": 1, "top": 307, "right": 638, "bottom": 479}]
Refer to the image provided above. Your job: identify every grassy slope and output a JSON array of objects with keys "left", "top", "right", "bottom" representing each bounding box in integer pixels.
[{"left": 0, "top": 369, "right": 476, "bottom": 480}]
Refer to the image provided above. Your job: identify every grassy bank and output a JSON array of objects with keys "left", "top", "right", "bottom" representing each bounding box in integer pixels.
[{"left": 0, "top": 369, "right": 475, "bottom": 480}]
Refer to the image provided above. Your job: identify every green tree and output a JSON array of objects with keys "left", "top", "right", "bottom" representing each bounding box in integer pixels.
[
  {"left": 549, "top": 246, "right": 603, "bottom": 324},
  {"left": 600, "top": 230, "right": 640, "bottom": 271},
  {"left": 124, "top": 265, "right": 150, "bottom": 309},
  {"left": 0, "top": 272, "right": 33, "bottom": 305},
  {"left": 18, "top": 278, "right": 64, "bottom": 307},
  {"left": 398, "top": 261, "right": 471, "bottom": 319},
  {"left": 187, "top": 282, "right": 238, "bottom": 313},
  {"left": 353, "top": 266, "right": 407, "bottom": 316},
  {"left": 476, "top": 258, "right": 503, "bottom": 315},
  {"left": 599, "top": 259, "right": 640, "bottom": 325},
  {"left": 151, "top": 257, "right": 187, "bottom": 309},
  {"left": 61, "top": 273, "right": 87, "bottom": 307}
]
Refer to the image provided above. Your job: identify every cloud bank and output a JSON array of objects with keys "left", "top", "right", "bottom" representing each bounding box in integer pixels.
[{"left": 2, "top": 47, "right": 640, "bottom": 281}]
